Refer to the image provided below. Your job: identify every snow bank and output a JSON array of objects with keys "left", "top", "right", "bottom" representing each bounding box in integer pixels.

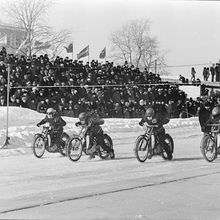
[{"left": 0, "top": 107, "right": 200, "bottom": 156}]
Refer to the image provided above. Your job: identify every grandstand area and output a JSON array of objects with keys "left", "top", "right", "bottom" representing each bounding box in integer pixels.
[{"left": 1, "top": 46, "right": 219, "bottom": 120}]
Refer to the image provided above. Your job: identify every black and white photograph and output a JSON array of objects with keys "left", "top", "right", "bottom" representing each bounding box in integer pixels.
[{"left": 0, "top": 0, "right": 220, "bottom": 219}]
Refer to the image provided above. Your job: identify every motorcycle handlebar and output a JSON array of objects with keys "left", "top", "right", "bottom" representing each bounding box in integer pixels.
[
  {"left": 143, "top": 123, "right": 158, "bottom": 128},
  {"left": 42, "top": 126, "right": 52, "bottom": 130}
]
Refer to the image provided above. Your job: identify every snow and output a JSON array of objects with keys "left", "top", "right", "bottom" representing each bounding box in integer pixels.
[
  {"left": 0, "top": 108, "right": 214, "bottom": 219},
  {"left": 0, "top": 107, "right": 200, "bottom": 156}
]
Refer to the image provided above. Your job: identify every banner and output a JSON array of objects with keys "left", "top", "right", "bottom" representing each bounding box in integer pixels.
[
  {"left": 77, "top": 45, "right": 89, "bottom": 59},
  {"left": 65, "top": 43, "right": 73, "bottom": 53},
  {"left": 99, "top": 47, "right": 106, "bottom": 59}
]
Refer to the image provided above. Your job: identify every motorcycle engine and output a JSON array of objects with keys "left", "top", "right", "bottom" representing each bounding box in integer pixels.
[{"left": 48, "top": 144, "right": 58, "bottom": 153}]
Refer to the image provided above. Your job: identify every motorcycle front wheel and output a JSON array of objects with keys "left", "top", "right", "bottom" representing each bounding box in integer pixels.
[
  {"left": 33, "top": 134, "right": 46, "bottom": 158},
  {"left": 66, "top": 137, "right": 83, "bottom": 162},
  {"left": 201, "top": 134, "right": 217, "bottom": 162},
  {"left": 134, "top": 135, "right": 151, "bottom": 162}
]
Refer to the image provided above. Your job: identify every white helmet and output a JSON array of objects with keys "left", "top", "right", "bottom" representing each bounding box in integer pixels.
[{"left": 46, "top": 108, "right": 56, "bottom": 115}]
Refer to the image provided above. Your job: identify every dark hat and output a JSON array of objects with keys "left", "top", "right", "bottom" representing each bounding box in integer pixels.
[{"left": 204, "top": 101, "right": 210, "bottom": 107}]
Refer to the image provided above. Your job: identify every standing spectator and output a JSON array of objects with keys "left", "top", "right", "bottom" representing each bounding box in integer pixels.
[
  {"left": 210, "top": 64, "right": 215, "bottom": 82},
  {"left": 203, "top": 67, "right": 207, "bottom": 81},
  {"left": 191, "top": 67, "right": 196, "bottom": 82},
  {"left": 215, "top": 63, "right": 220, "bottom": 82},
  {"left": 206, "top": 67, "right": 210, "bottom": 81}
]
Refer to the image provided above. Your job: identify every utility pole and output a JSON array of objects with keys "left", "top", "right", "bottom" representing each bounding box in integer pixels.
[
  {"left": 1, "top": 63, "right": 10, "bottom": 149},
  {"left": 155, "top": 59, "right": 157, "bottom": 75}
]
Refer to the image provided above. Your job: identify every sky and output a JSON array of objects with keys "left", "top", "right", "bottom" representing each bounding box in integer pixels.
[{"left": 2, "top": 0, "right": 220, "bottom": 79}]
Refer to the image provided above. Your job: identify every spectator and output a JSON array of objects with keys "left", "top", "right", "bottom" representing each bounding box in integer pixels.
[
  {"left": 210, "top": 64, "right": 215, "bottom": 82},
  {"left": 191, "top": 67, "right": 196, "bottom": 82},
  {"left": 0, "top": 46, "right": 196, "bottom": 119}
]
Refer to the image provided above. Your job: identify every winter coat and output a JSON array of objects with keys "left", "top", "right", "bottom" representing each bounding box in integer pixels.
[
  {"left": 38, "top": 113, "right": 66, "bottom": 131},
  {"left": 198, "top": 107, "right": 211, "bottom": 132}
]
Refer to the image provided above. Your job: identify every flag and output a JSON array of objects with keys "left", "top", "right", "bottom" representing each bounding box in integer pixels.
[
  {"left": 77, "top": 45, "right": 89, "bottom": 59},
  {"left": 99, "top": 47, "right": 106, "bottom": 59},
  {"left": 34, "top": 41, "right": 51, "bottom": 50},
  {"left": 0, "top": 35, "right": 7, "bottom": 45},
  {"left": 64, "top": 43, "right": 73, "bottom": 53}
]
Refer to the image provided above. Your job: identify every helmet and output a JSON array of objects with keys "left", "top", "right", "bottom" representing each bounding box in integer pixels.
[
  {"left": 145, "top": 108, "right": 155, "bottom": 117},
  {"left": 46, "top": 108, "right": 56, "bottom": 117},
  {"left": 79, "top": 112, "right": 87, "bottom": 121},
  {"left": 212, "top": 107, "right": 220, "bottom": 118}
]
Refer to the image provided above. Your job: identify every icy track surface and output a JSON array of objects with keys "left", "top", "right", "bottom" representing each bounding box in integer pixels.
[{"left": 1, "top": 107, "right": 220, "bottom": 220}]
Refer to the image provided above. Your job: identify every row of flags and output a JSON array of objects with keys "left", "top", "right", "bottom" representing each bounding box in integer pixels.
[
  {"left": 0, "top": 34, "right": 106, "bottom": 59},
  {"left": 64, "top": 43, "right": 106, "bottom": 59},
  {"left": 0, "top": 35, "right": 51, "bottom": 52}
]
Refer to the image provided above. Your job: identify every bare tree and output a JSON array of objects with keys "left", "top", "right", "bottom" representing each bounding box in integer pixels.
[
  {"left": 2, "top": 0, "right": 71, "bottom": 57},
  {"left": 48, "top": 29, "right": 71, "bottom": 59},
  {"left": 110, "top": 19, "right": 165, "bottom": 72}
]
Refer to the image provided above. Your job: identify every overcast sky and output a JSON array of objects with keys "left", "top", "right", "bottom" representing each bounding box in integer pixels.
[
  {"left": 2, "top": 0, "right": 220, "bottom": 78},
  {"left": 45, "top": 0, "right": 220, "bottom": 78}
]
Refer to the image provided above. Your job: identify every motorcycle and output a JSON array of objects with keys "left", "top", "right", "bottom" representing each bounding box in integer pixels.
[
  {"left": 134, "top": 123, "right": 174, "bottom": 162},
  {"left": 200, "top": 123, "right": 220, "bottom": 162},
  {"left": 66, "top": 125, "right": 114, "bottom": 162},
  {"left": 32, "top": 126, "right": 69, "bottom": 158}
]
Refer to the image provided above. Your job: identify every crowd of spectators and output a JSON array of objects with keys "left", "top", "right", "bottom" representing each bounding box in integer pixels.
[
  {"left": 0, "top": 46, "right": 215, "bottom": 119},
  {"left": 202, "top": 63, "right": 220, "bottom": 82}
]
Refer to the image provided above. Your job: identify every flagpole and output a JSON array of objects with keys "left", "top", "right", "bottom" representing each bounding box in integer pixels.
[
  {"left": 105, "top": 47, "right": 106, "bottom": 63},
  {"left": 88, "top": 45, "right": 89, "bottom": 64},
  {"left": 1, "top": 64, "right": 10, "bottom": 149}
]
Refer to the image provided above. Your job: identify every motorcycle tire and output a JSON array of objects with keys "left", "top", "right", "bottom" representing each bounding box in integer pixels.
[
  {"left": 134, "top": 135, "right": 151, "bottom": 162},
  {"left": 66, "top": 137, "right": 83, "bottom": 162},
  {"left": 201, "top": 134, "right": 217, "bottom": 162},
  {"left": 33, "top": 134, "right": 46, "bottom": 158},
  {"left": 59, "top": 132, "right": 69, "bottom": 156},
  {"left": 99, "top": 134, "right": 114, "bottom": 159},
  {"left": 162, "top": 133, "right": 174, "bottom": 160}
]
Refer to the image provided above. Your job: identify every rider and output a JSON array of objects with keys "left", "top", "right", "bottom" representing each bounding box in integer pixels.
[
  {"left": 37, "top": 108, "right": 66, "bottom": 147},
  {"left": 75, "top": 112, "right": 115, "bottom": 159},
  {"left": 139, "top": 107, "right": 173, "bottom": 160},
  {"left": 198, "top": 101, "right": 212, "bottom": 133},
  {"left": 203, "top": 106, "right": 220, "bottom": 129}
]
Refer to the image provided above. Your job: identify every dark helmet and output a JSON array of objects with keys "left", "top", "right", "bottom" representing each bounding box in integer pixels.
[
  {"left": 145, "top": 108, "right": 155, "bottom": 117},
  {"left": 212, "top": 107, "right": 220, "bottom": 118},
  {"left": 79, "top": 112, "right": 87, "bottom": 121}
]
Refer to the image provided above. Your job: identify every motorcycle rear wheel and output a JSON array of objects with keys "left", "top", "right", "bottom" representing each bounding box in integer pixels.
[
  {"left": 134, "top": 135, "right": 151, "bottom": 162},
  {"left": 99, "top": 134, "right": 114, "bottom": 159},
  {"left": 66, "top": 137, "right": 82, "bottom": 162},
  {"left": 201, "top": 135, "right": 217, "bottom": 162},
  {"left": 162, "top": 134, "right": 174, "bottom": 160},
  {"left": 33, "top": 134, "right": 46, "bottom": 158},
  {"left": 59, "top": 132, "right": 69, "bottom": 156}
]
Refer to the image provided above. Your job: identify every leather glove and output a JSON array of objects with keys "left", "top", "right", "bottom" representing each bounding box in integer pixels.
[{"left": 75, "top": 122, "right": 81, "bottom": 127}]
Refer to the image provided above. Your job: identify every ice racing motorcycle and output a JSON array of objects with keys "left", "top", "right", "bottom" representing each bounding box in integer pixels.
[
  {"left": 134, "top": 123, "right": 174, "bottom": 162},
  {"left": 32, "top": 126, "right": 69, "bottom": 158},
  {"left": 66, "top": 125, "right": 114, "bottom": 162},
  {"left": 200, "top": 123, "right": 220, "bottom": 162}
]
